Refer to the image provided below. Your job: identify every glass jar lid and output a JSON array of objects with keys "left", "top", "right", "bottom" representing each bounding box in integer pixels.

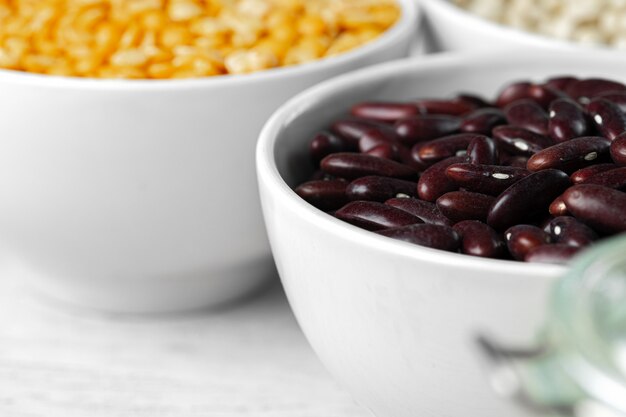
[
  {"left": 480, "top": 235, "right": 626, "bottom": 417},
  {"left": 548, "top": 234, "right": 626, "bottom": 414}
]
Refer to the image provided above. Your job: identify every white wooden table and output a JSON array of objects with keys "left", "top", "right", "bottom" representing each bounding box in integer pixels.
[{"left": 0, "top": 265, "right": 371, "bottom": 417}]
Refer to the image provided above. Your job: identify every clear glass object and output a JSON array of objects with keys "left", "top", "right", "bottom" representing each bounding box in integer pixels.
[{"left": 479, "top": 235, "right": 626, "bottom": 417}]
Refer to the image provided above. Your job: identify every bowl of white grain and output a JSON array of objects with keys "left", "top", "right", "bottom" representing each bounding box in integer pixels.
[{"left": 419, "top": 0, "right": 626, "bottom": 53}]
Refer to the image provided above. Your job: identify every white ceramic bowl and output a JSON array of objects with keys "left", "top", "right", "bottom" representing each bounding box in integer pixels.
[
  {"left": 0, "top": 0, "right": 418, "bottom": 313},
  {"left": 419, "top": 0, "right": 604, "bottom": 53},
  {"left": 257, "top": 51, "right": 626, "bottom": 417}
]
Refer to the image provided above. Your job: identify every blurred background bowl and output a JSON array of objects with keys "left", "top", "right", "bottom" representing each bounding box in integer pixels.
[
  {"left": 257, "top": 51, "right": 626, "bottom": 417},
  {"left": 419, "top": 0, "right": 597, "bottom": 53},
  {"left": 0, "top": 0, "right": 418, "bottom": 313}
]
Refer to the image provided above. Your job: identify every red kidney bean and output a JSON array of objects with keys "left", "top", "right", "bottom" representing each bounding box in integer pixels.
[
  {"left": 417, "top": 156, "right": 465, "bottom": 202},
  {"left": 460, "top": 108, "right": 506, "bottom": 134},
  {"left": 414, "top": 98, "right": 476, "bottom": 116},
  {"left": 467, "top": 136, "right": 498, "bottom": 165},
  {"left": 457, "top": 93, "right": 492, "bottom": 109},
  {"left": 587, "top": 98, "right": 626, "bottom": 140},
  {"left": 417, "top": 133, "right": 486, "bottom": 163},
  {"left": 385, "top": 197, "right": 452, "bottom": 226},
  {"left": 407, "top": 144, "right": 432, "bottom": 171},
  {"left": 505, "top": 224, "right": 551, "bottom": 261},
  {"left": 501, "top": 155, "right": 530, "bottom": 168},
  {"left": 436, "top": 191, "right": 494, "bottom": 223},
  {"left": 540, "top": 217, "right": 555, "bottom": 233},
  {"left": 331, "top": 119, "right": 391, "bottom": 147},
  {"left": 496, "top": 81, "right": 532, "bottom": 108},
  {"left": 335, "top": 201, "right": 423, "bottom": 231},
  {"left": 596, "top": 91, "right": 626, "bottom": 113},
  {"left": 310, "top": 131, "right": 348, "bottom": 164},
  {"left": 397, "top": 144, "right": 429, "bottom": 170},
  {"left": 410, "top": 139, "right": 445, "bottom": 165},
  {"left": 548, "top": 216, "right": 597, "bottom": 248},
  {"left": 359, "top": 131, "right": 407, "bottom": 163},
  {"left": 446, "top": 163, "right": 531, "bottom": 195},
  {"left": 487, "top": 169, "right": 571, "bottom": 230},
  {"left": 321, "top": 153, "right": 418, "bottom": 180},
  {"left": 524, "top": 244, "right": 581, "bottom": 264},
  {"left": 544, "top": 76, "right": 578, "bottom": 92},
  {"left": 527, "top": 137, "right": 611, "bottom": 173},
  {"left": 376, "top": 223, "right": 460, "bottom": 252},
  {"left": 351, "top": 102, "right": 420, "bottom": 123},
  {"left": 366, "top": 143, "right": 398, "bottom": 160},
  {"left": 548, "top": 98, "right": 590, "bottom": 143},
  {"left": 308, "top": 170, "right": 329, "bottom": 181},
  {"left": 549, "top": 195, "right": 569, "bottom": 216},
  {"left": 453, "top": 220, "right": 505, "bottom": 258},
  {"left": 347, "top": 176, "right": 417, "bottom": 202},
  {"left": 582, "top": 167, "right": 626, "bottom": 190},
  {"left": 563, "top": 184, "right": 626, "bottom": 233},
  {"left": 565, "top": 78, "right": 626, "bottom": 102},
  {"left": 394, "top": 115, "right": 461, "bottom": 145},
  {"left": 611, "top": 133, "right": 626, "bottom": 164},
  {"left": 535, "top": 216, "right": 557, "bottom": 233},
  {"left": 492, "top": 126, "right": 554, "bottom": 156},
  {"left": 295, "top": 179, "right": 349, "bottom": 211},
  {"left": 358, "top": 127, "right": 398, "bottom": 152},
  {"left": 571, "top": 163, "right": 619, "bottom": 183},
  {"left": 529, "top": 84, "right": 566, "bottom": 109},
  {"left": 504, "top": 99, "right": 550, "bottom": 135}
]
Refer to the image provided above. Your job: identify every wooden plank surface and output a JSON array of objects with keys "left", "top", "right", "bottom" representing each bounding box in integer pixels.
[{"left": 0, "top": 267, "right": 370, "bottom": 417}]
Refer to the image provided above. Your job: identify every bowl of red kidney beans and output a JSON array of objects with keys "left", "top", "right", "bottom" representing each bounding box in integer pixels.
[
  {"left": 293, "top": 67, "right": 626, "bottom": 264},
  {"left": 256, "top": 52, "right": 626, "bottom": 417}
]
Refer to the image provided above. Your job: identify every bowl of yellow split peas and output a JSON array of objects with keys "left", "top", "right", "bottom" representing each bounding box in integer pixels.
[{"left": 0, "top": 0, "right": 419, "bottom": 312}]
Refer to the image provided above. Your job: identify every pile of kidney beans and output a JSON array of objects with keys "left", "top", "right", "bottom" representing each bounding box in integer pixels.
[{"left": 294, "top": 76, "right": 626, "bottom": 264}]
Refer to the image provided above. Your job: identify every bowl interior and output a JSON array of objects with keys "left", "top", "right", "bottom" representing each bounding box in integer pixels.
[{"left": 264, "top": 51, "right": 626, "bottom": 272}]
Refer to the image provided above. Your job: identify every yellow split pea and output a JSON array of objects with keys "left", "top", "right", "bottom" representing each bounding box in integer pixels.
[{"left": 0, "top": 0, "right": 400, "bottom": 79}]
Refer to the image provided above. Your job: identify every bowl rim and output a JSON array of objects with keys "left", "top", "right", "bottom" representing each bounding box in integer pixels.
[
  {"left": 0, "top": 0, "right": 418, "bottom": 91},
  {"left": 420, "top": 0, "right": 609, "bottom": 52},
  {"left": 254, "top": 51, "right": 613, "bottom": 280}
]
